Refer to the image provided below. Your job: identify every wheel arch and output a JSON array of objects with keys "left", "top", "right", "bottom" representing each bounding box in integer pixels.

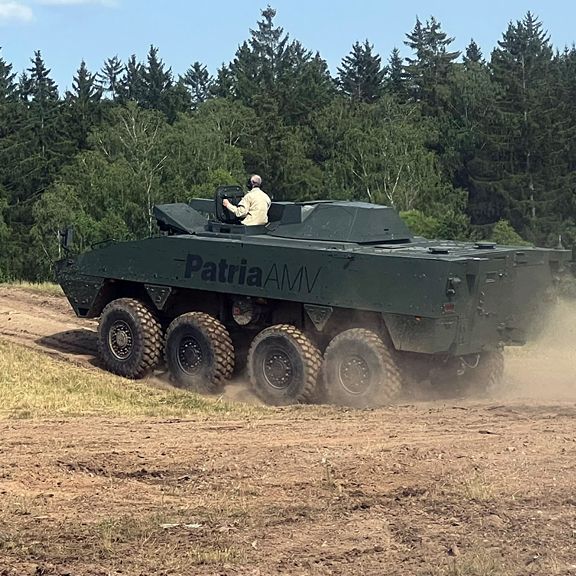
[
  {"left": 86, "top": 280, "right": 158, "bottom": 318},
  {"left": 313, "top": 307, "right": 395, "bottom": 352}
]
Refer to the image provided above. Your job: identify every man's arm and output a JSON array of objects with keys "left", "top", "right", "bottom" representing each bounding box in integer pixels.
[{"left": 224, "top": 196, "right": 251, "bottom": 218}]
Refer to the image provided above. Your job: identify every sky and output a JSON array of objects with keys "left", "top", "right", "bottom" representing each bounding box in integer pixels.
[{"left": 0, "top": 0, "right": 575, "bottom": 93}]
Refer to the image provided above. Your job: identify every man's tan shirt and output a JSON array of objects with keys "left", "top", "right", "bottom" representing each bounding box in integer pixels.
[{"left": 226, "top": 187, "right": 271, "bottom": 226}]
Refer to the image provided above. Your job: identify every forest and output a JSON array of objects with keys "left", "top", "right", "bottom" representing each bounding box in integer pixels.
[{"left": 1, "top": 7, "right": 575, "bottom": 281}]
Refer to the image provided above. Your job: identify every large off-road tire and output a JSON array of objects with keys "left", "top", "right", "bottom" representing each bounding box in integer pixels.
[
  {"left": 164, "top": 312, "right": 234, "bottom": 394},
  {"left": 322, "top": 328, "right": 401, "bottom": 408},
  {"left": 465, "top": 350, "right": 505, "bottom": 396},
  {"left": 98, "top": 298, "right": 163, "bottom": 379},
  {"left": 247, "top": 324, "right": 322, "bottom": 406}
]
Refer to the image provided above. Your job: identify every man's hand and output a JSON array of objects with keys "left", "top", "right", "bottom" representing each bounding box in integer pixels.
[{"left": 223, "top": 199, "right": 230, "bottom": 209}]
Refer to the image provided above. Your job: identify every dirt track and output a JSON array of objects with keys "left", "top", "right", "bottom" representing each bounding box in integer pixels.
[{"left": 1, "top": 287, "right": 576, "bottom": 575}]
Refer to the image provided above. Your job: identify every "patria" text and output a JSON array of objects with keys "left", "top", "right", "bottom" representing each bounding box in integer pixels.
[{"left": 184, "top": 254, "right": 322, "bottom": 294}]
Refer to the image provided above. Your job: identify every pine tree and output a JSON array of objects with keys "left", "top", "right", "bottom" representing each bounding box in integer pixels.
[
  {"left": 16, "top": 51, "right": 69, "bottom": 192},
  {"left": 21, "top": 50, "right": 62, "bottom": 167},
  {"left": 22, "top": 50, "right": 59, "bottom": 104},
  {"left": 469, "top": 12, "right": 559, "bottom": 240},
  {"left": 404, "top": 16, "right": 460, "bottom": 112},
  {"left": 66, "top": 60, "right": 102, "bottom": 149},
  {"left": 463, "top": 40, "right": 484, "bottom": 67},
  {"left": 0, "top": 47, "right": 19, "bottom": 159},
  {"left": 210, "top": 64, "right": 236, "bottom": 98},
  {"left": 277, "top": 44, "right": 334, "bottom": 124},
  {"left": 68, "top": 60, "right": 102, "bottom": 103},
  {"left": 249, "top": 5, "right": 289, "bottom": 85},
  {"left": 552, "top": 47, "right": 576, "bottom": 245},
  {"left": 98, "top": 56, "right": 123, "bottom": 100},
  {"left": 337, "top": 40, "right": 385, "bottom": 103},
  {"left": 0, "top": 47, "right": 17, "bottom": 101},
  {"left": 402, "top": 17, "right": 462, "bottom": 204},
  {"left": 228, "top": 6, "right": 326, "bottom": 196},
  {"left": 385, "top": 48, "right": 408, "bottom": 100},
  {"left": 0, "top": 49, "right": 21, "bottom": 279},
  {"left": 181, "top": 61, "right": 213, "bottom": 109},
  {"left": 164, "top": 78, "right": 193, "bottom": 120},
  {"left": 445, "top": 50, "right": 496, "bottom": 214},
  {"left": 119, "top": 54, "right": 145, "bottom": 103},
  {"left": 141, "top": 45, "right": 173, "bottom": 111},
  {"left": 229, "top": 6, "right": 289, "bottom": 106},
  {"left": 6, "top": 52, "right": 71, "bottom": 279}
]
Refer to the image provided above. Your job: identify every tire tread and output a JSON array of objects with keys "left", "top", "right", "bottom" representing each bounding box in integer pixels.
[
  {"left": 98, "top": 298, "right": 162, "bottom": 379},
  {"left": 323, "top": 328, "right": 401, "bottom": 407},
  {"left": 164, "top": 312, "right": 234, "bottom": 393},
  {"left": 248, "top": 324, "right": 322, "bottom": 405}
]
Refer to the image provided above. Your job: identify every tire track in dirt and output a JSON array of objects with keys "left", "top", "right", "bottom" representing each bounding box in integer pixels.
[{"left": 0, "top": 287, "right": 98, "bottom": 367}]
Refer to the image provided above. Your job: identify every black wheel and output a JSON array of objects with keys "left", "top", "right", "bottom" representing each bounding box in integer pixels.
[
  {"left": 247, "top": 324, "right": 322, "bottom": 405},
  {"left": 465, "top": 350, "right": 504, "bottom": 396},
  {"left": 322, "top": 328, "right": 401, "bottom": 408},
  {"left": 98, "top": 298, "right": 163, "bottom": 379},
  {"left": 165, "top": 312, "right": 234, "bottom": 394}
]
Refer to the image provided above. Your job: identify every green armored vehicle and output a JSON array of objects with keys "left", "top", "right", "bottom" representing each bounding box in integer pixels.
[{"left": 55, "top": 186, "right": 571, "bottom": 407}]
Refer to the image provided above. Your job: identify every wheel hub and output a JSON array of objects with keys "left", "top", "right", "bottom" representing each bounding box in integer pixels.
[
  {"left": 178, "top": 337, "right": 204, "bottom": 374},
  {"left": 263, "top": 349, "right": 293, "bottom": 390},
  {"left": 109, "top": 320, "right": 134, "bottom": 360},
  {"left": 338, "top": 354, "right": 371, "bottom": 395}
]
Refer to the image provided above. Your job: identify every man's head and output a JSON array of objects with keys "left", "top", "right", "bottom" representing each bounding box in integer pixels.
[{"left": 249, "top": 174, "right": 262, "bottom": 189}]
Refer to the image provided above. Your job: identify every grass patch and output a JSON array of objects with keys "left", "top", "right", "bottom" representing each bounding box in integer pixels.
[
  {"left": 0, "top": 508, "right": 244, "bottom": 570},
  {"left": 0, "top": 339, "right": 268, "bottom": 420},
  {"left": 90, "top": 514, "right": 242, "bottom": 565},
  {"left": 1, "top": 281, "right": 64, "bottom": 297},
  {"left": 440, "top": 551, "right": 510, "bottom": 576},
  {"left": 456, "top": 472, "right": 495, "bottom": 502}
]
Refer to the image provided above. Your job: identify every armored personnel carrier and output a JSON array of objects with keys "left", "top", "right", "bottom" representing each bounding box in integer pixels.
[{"left": 55, "top": 186, "right": 571, "bottom": 407}]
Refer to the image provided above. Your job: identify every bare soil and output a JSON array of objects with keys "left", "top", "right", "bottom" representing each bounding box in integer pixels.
[{"left": 1, "top": 287, "right": 576, "bottom": 575}]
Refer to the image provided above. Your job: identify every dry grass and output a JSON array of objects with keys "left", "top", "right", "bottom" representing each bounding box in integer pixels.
[
  {"left": 1, "top": 281, "right": 64, "bottom": 296},
  {"left": 457, "top": 472, "right": 496, "bottom": 502},
  {"left": 431, "top": 550, "right": 511, "bottom": 576},
  {"left": 0, "top": 502, "right": 244, "bottom": 570},
  {"left": 87, "top": 514, "right": 242, "bottom": 566},
  {"left": 0, "top": 339, "right": 267, "bottom": 420}
]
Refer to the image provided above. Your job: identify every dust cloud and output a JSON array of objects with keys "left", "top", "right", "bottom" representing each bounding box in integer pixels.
[
  {"left": 147, "top": 371, "right": 263, "bottom": 406},
  {"left": 501, "top": 299, "right": 576, "bottom": 401},
  {"left": 220, "top": 379, "right": 263, "bottom": 405}
]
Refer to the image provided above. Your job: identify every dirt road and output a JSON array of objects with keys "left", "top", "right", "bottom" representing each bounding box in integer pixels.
[
  {"left": 1, "top": 287, "right": 576, "bottom": 575},
  {"left": 0, "top": 286, "right": 97, "bottom": 367}
]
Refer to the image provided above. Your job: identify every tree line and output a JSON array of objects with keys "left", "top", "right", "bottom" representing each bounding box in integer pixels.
[{"left": 1, "top": 7, "right": 575, "bottom": 280}]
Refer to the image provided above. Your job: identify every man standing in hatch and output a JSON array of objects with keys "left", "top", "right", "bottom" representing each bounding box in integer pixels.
[{"left": 223, "top": 174, "right": 271, "bottom": 226}]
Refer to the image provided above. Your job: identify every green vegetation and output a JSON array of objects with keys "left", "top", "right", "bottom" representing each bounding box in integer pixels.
[
  {"left": 0, "top": 281, "right": 64, "bottom": 296},
  {"left": 1, "top": 7, "right": 575, "bottom": 281},
  {"left": 0, "top": 340, "right": 267, "bottom": 419}
]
